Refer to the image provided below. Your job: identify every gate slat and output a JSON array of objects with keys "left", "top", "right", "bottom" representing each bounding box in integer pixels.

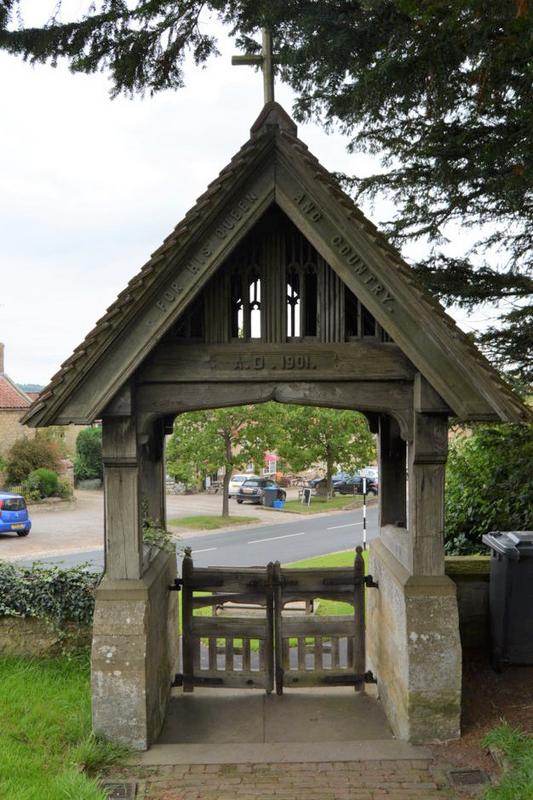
[
  {"left": 314, "top": 636, "right": 323, "bottom": 670},
  {"left": 331, "top": 637, "right": 339, "bottom": 669},
  {"left": 225, "top": 638, "right": 234, "bottom": 671},
  {"left": 297, "top": 637, "right": 306, "bottom": 671},
  {"left": 243, "top": 639, "right": 251, "bottom": 672},
  {"left": 347, "top": 637, "right": 354, "bottom": 670},
  {"left": 208, "top": 637, "right": 217, "bottom": 671}
]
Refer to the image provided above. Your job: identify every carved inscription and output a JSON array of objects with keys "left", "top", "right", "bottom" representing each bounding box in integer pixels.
[
  {"left": 148, "top": 192, "right": 258, "bottom": 324},
  {"left": 293, "top": 191, "right": 395, "bottom": 312},
  {"left": 294, "top": 192, "right": 322, "bottom": 222},
  {"left": 331, "top": 236, "right": 395, "bottom": 311},
  {"left": 233, "top": 353, "right": 317, "bottom": 371}
]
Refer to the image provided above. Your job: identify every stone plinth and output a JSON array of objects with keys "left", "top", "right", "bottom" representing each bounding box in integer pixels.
[
  {"left": 367, "top": 538, "right": 462, "bottom": 743},
  {"left": 91, "top": 549, "right": 179, "bottom": 750}
]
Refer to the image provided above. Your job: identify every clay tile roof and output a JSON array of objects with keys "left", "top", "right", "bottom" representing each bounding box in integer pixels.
[{"left": 0, "top": 375, "right": 32, "bottom": 409}]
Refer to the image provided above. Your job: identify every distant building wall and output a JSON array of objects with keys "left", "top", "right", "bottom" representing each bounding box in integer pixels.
[{"left": 0, "top": 409, "right": 36, "bottom": 458}]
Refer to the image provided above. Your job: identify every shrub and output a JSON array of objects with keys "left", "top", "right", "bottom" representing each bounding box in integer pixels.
[
  {"left": 74, "top": 427, "right": 103, "bottom": 482},
  {"left": 24, "top": 468, "right": 59, "bottom": 499},
  {"left": 0, "top": 562, "right": 99, "bottom": 629},
  {"left": 56, "top": 476, "right": 74, "bottom": 499},
  {"left": 445, "top": 424, "right": 533, "bottom": 555},
  {"left": 5, "top": 437, "right": 62, "bottom": 485}
]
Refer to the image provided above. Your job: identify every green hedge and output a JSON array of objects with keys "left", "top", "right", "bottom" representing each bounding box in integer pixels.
[{"left": 0, "top": 562, "right": 100, "bottom": 629}]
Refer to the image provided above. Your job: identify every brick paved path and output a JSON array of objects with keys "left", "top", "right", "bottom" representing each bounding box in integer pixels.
[{"left": 114, "top": 759, "right": 462, "bottom": 800}]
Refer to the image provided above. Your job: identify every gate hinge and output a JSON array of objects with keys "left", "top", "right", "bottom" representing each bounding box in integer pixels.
[
  {"left": 172, "top": 673, "right": 184, "bottom": 687},
  {"left": 364, "top": 670, "right": 377, "bottom": 684},
  {"left": 168, "top": 578, "right": 183, "bottom": 592},
  {"left": 364, "top": 575, "right": 379, "bottom": 589}
]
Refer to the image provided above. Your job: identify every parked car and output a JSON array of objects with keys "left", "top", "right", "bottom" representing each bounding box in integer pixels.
[
  {"left": 336, "top": 475, "right": 378, "bottom": 495},
  {"left": 0, "top": 491, "right": 31, "bottom": 536},
  {"left": 229, "top": 473, "right": 258, "bottom": 498},
  {"left": 306, "top": 473, "right": 351, "bottom": 495},
  {"left": 236, "top": 478, "right": 287, "bottom": 505}
]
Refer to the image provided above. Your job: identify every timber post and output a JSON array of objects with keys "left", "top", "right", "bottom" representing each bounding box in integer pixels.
[
  {"left": 353, "top": 546, "right": 366, "bottom": 691},
  {"left": 102, "top": 416, "right": 142, "bottom": 580},
  {"left": 408, "top": 375, "right": 449, "bottom": 576}
]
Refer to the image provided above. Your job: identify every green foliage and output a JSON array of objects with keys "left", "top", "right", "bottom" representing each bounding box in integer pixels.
[
  {"left": 445, "top": 424, "right": 533, "bottom": 555},
  {"left": 482, "top": 725, "right": 533, "bottom": 800},
  {"left": 56, "top": 476, "right": 74, "bottom": 499},
  {"left": 74, "top": 426, "right": 103, "bottom": 482},
  {"left": 24, "top": 467, "right": 59, "bottom": 498},
  {"left": 70, "top": 733, "right": 131, "bottom": 777},
  {"left": 0, "top": 654, "right": 122, "bottom": 799},
  {"left": 276, "top": 406, "right": 375, "bottom": 493},
  {"left": 5, "top": 436, "right": 62, "bottom": 485},
  {"left": 142, "top": 516, "right": 176, "bottom": 553},
  {"left": 36, "top": 425, "right": 68, "bottom": 457},
  {"left": 167, "top": 403, "right": 279, "bottom": 516},
  {"left": 0, "top": 561, "right": 99, "bottom": 629},
  {"left": 2, "top": 2, "right": 532, "bottom": 377}
]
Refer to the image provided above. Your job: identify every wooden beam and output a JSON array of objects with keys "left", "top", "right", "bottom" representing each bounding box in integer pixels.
[
  {"left": 135, "top": 380, "right": 412, "bottom": 429},
  {"left": 378, "top": 414, "right": 407, "bottom": 528},
  {"left": 138, "top": 342, "right": 416, "bottom": 384}
]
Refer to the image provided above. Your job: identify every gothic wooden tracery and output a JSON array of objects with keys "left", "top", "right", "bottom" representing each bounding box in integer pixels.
[{"left": 169, "top": 206, "right": 390, "bottom": 347}]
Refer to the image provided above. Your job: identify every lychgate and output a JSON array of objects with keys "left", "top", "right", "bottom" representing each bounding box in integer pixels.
[{"left": 24, "top": 101, "right": 531, "bottom": 750}]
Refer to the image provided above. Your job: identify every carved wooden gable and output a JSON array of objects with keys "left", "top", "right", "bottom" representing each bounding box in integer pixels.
[
  {"left": 23, "top": 103, "right": 531, "bottom": 426},
  {"left": 167, "top": 207, "right": 390, "bottom": 347}
]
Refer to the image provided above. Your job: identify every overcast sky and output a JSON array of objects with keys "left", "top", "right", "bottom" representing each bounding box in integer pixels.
[{"left": 1, "top": 2, "right": 492, "bottom": 386}]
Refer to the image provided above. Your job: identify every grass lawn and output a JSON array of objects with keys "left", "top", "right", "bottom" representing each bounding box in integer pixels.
[
  {"left": 285, "top": 549, "right": 368, "bottom": 616},
  {"left": 482, "top": 725, "right": 533, "bottom": 800},
  {"left": 282, "top": 495, "right": 367, "bottom": 514},
  {"left": 0, "top": 654, "right": 127, "bottom": 800},
  {"left": 168, "top": 514, "right": 259, "bottom": 530}
]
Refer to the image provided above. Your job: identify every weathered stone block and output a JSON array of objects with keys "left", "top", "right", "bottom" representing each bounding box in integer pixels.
[
  {"left": 367, "top": 539, "right": 461, "bottom": 743},
  {"left": 91, "top": 549, "right": 179, "bottom": 750}
]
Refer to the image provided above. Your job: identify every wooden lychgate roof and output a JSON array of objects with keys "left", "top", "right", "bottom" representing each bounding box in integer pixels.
[{"left": 23, "top": 103, "right": 531, "bottom": 427}]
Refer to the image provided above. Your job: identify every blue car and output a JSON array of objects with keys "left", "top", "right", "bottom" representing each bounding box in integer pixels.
[{"left": 0, "top": 491, "right": 31, "bottom": 536}]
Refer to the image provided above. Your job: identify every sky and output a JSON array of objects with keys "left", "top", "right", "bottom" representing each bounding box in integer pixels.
[{"left": 0, "top": 2, "right": 493, "bottom": 386}]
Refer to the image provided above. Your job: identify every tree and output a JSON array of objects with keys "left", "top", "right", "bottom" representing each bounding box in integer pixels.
[
  {"left": 277, "top": 406, "right": 375, "bottom": 496},
  {"left": 166, "top": 404, "right": 278, "bottom": 517},
  {"left": 445, "top": 424, "right": 533, "bottom": 555},
  {"left": 2, "top": 2, "right": 532, "bottom": 383},
  {"left": 74, "top": 426, "right": 102, "bottom": 482}
]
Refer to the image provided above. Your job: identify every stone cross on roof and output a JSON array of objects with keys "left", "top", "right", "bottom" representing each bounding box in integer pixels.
[{"left": 232, "top": 28, "right": 279, "bottom": 104}]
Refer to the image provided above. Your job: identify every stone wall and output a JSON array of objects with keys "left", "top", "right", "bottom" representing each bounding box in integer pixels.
[
  {"left": 91, "top": 549, "right": 179, "bottom": 750},
  {"left": 445, "top": 556, "right": 490, "bottom": 648},
  {"left": 367, "top": 539, "right": 462, "bottom": 743},
  {"left": 0, "top": 410, "right": 35, "bottom": 458},
  {"left": 0, "top": 616, "right": 91, "bottom": 656}
]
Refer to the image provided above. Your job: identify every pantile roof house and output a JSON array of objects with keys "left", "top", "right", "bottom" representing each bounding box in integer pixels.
[{"left": 0, "top": 343, "right": 35, "bottom": 457}]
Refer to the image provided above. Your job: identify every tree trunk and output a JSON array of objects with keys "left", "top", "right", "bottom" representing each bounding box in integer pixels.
[
  {"left": 222, "top": 432, "right": 232, "bottom": 518},
  {"left": 326, "top": 448, "right": 334, "bottom": 498}
]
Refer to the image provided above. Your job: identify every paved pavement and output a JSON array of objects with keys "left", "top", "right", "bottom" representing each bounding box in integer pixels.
[
  {"left": 1, "top": 490, "right": 377, "bottom": 570},
  {"left": 107, "top": 759, "right": 461, "bottom": 800}
]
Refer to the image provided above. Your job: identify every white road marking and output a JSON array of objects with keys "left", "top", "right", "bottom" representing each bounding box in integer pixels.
[
  {"left": 247, "top": 532, "right": 307, "bottom": 544},
  {"left": 191, "top": 547, "right": 217, "bottom": 553},
  {"left": 327, "top": 522, "right": 364, "bottom": 530}
]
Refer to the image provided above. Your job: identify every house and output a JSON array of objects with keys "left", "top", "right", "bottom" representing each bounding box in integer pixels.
[
  {"left": 0, "top": 343, "right": 84, "bottom": 459},
  {"left": 0, "top": 343, "right": 36, "bottom": 458}
]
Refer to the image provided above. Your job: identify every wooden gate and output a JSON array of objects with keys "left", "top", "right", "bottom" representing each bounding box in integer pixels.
[{"left": 174, "top": 547, "right": 377, "bottom": 694}]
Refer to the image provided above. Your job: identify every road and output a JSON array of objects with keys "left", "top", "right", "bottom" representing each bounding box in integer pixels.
[{"left": 16, "top": 505, "right": 378, "bottom": 571}]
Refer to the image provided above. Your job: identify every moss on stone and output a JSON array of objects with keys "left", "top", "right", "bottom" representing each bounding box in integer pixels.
[{"left": 445, "top": 555, "right": 490, "bottom": 577}]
